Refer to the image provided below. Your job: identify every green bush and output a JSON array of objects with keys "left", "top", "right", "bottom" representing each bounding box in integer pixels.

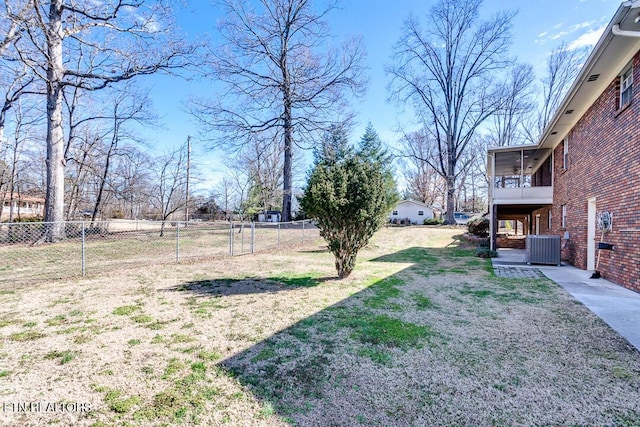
[
  {"left": 476, "top": 246, "right": 497, "bottom": 258},
  {"left": 423, "top": 218, "right": 443, "bottom": 225},
  {"left": 302, "top": 154, "right": 398, "bottom": 279},
  {"left": 467, "top": 216, "right": 489, "bottom": 237},
  {"left": 477, "top": 239, "right": 489, "bottom": 247}
]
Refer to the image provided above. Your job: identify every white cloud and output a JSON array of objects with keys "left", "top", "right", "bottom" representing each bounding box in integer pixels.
[
  {"left": 551, "top": 31, "right": 568, "bottom": 40},
  {"left": 568, "top": 20, "right": 596, "bottom": 32},
  {"left": 537, "top": 19, "right": 605, "bottom": 46},
  {"left": 567, "top": 25, "right": 607, "bottom": 50}
]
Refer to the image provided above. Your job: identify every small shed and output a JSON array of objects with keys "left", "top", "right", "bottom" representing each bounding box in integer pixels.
[
  {"left": 258, "top": 210, "right": 281, "bottom": 223},
  {"left": 390, "top": 200, "right": 435, "bottom": 225}
]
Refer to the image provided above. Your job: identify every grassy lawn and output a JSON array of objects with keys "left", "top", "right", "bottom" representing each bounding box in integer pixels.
[{"left": 0, "top": 227, "right": 639, "bottom": 426}]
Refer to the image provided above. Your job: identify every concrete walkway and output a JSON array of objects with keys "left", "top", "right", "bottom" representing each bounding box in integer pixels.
[{"left": 492, "top": 249, "right": 640, "bottom": 352}]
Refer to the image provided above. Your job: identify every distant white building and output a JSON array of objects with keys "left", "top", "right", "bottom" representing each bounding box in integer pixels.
[
  {"left": 1, "top": 193, "right": 45, "bottom": 221},
  {"left": 258, "top": 210, "right": 281, "bottom": 223},
  {"left": 390, "top": 200, "right": 435, "bottom": 225}
]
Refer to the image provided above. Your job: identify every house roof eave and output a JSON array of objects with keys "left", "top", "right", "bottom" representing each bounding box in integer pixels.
[{"left": 539, "top": 3, "right": 640, "bottom": 150}]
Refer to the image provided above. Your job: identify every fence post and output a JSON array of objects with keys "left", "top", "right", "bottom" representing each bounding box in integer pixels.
[
  {"left": 241, "top": 223, "right": 244, "bottom": 254},
  {"left": 277, "top": 223, "right": 280, "bottom": 248},
  {"left": 302, "top": 220, "right": 305, "bottom": 245},
  {"left": 81, "top": 221, "right": 86, "bottom": 276},
  {"left": 229, "top": 222, "right": 234, "bottom": 256},
  {"left": 251, "top": 222, "right": 255, "bottom": 253},
  {"left": 176, "top": 222, "right": 180, "bottom": 262}
]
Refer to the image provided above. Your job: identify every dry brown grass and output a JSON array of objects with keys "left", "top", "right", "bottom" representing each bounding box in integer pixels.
[{"left": 0, "top": 226, "right": 639, "bottom": 426}]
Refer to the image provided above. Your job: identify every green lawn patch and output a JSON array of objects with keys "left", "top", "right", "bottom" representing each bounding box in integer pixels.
[{"left": 112, "top": 305, "right": 140, "bottom": 316}]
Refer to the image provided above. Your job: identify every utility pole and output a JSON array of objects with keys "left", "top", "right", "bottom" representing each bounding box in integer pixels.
[{"left": 185, "top": 136, "right": 191, "bottom": 222}]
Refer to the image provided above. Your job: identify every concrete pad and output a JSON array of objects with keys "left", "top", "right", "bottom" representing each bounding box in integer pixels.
[{"left": 492, "top": 248, "right": 527, "bottom": 265}]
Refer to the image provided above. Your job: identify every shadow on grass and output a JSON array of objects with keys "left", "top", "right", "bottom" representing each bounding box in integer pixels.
[
  {"left": 164, "top": 275, "right": 335, "bottom": 297},
  {"left": 297, "top": 248, "right": 331, "bottom": 254}
]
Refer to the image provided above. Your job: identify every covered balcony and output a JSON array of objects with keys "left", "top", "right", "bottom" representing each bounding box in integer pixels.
[
  {"left": 488, "top": 145, "right": 553, "bottom": 206},
  {"left": 487, "top": 145, "right": 554, "bottom": 250}
]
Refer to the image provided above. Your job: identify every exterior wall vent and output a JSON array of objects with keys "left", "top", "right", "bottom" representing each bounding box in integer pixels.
[
  {"left": 587, "top": 74, "right": 600, "bottom": 82},
  {"left": 526, "top": 235, "right": 561, "bottom": 266}
]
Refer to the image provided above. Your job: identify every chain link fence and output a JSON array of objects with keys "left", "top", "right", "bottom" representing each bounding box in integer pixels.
[{"left": 0, "top": 219, "right": 320, "bottom": 285}]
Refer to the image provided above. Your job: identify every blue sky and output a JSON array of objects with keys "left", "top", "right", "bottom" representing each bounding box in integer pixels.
[{"left": 144, "top": 0, "right": 620, "bottom": 192}]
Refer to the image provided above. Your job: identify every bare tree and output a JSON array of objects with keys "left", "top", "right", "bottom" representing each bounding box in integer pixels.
[
  {"left": 191, "top": 0, "right": 366, "bottom": 221},
  {"left": 215, "top": 177, "right": 235, "bottom": 220},
  {"left": 454, "top": 137, "right": 489, "bottom": 213},
  {"left": 2, "top": 98, "right": 42, "bottom": 222},
  {"left": 240, "top": 133, "right": 284, "bottom": 217},
  {"left": 523, "top": 43, "right": 587, "bottom": 144},
  {"left": 400, "top": 129, "right": 446, "bottom": 208},
  {"left": 111, "top": 146, "right": 151, "bottom": 220},
  {"left": 64, "top": 128, "right": 100, "bottom": 220},
  {"left": 388, "top": 0, "right": 516, "bottom": 224},
  {"left": 0, "top": 0, "right": 33, "bottom": 56},
  {"left": 90, "top": 85, "right": 155, "bottom": 222},
  {"left": 490, "top": 63, "right": 535, "bottom": 146},
  {"left": 8, "top": 0, "right": 193, "bottom": 240},
  {"left": 150, "top": 143, "right": 188, "bottom": 236},
  {"left": 0, "top": 65, "right": 35, "bottom": 145},
  {"left": 227, "top": 165, "right": 253, "bottom": 221}
]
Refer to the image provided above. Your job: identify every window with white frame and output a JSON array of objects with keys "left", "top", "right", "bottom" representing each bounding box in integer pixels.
[
  {"left": 620, "top": 64, "right": 633, "bottom": 108},
  {"left": 562, "top": 137, "right": 569, "bottom": 170},
  {"left": 392, "top": 210, "right": 398, "bottom": 216},
  {"left": 418, "top": 210, "right": 424, "bottom": 216},
  {"left": 561, "top": 204, "right": 567, "bottom": 229},
  {"left": 548, "top": 209, "right": 552, "bottom": 230}
]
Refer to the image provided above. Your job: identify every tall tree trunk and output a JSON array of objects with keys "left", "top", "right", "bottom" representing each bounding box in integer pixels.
[
  {"left": 445, "top": 176, "right": 456, "bottom": 225},
  {"left": 281, "top": 93, "right": 293, "bottom": 222},
  {"left": 44, "top": 0, "right": 65, "bottom": 241},
  {"left": 444, "top": 147, "right": 456, "bottom": 225}
]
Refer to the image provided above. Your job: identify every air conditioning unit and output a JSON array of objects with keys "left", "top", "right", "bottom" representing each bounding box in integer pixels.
[{"left": 526, "top": 235, "right": 561, "bottom": 266}]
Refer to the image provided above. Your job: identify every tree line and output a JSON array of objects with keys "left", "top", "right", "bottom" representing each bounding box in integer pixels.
[{"left": 0, "top": 0, "right": 585, "bottom": 238}]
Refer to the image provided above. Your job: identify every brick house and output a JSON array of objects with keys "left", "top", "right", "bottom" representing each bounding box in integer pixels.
[{"left": 487, "top": 1, "right": 640, "bottom": 292}]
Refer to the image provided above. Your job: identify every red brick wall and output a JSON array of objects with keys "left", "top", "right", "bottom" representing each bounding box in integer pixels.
[
  {"left": 496, "top": 236, "right": 526, "bottom": 249},
  {"left": 541, "top": 50, "right": 640, "bottom": 292}
]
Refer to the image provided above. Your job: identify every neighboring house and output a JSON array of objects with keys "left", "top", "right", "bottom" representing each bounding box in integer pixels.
[
  {"left": 258, "top": 211, "right": 281, "bottom": 223},
  {"left": 487, "top": 1, "right": 640, "bottom": 293},
  {"left": 0, "top": 194, "right": 45, "bottom": 221},
  {"left": 390, "top": 200, "right": 434, "bottom": 224}
]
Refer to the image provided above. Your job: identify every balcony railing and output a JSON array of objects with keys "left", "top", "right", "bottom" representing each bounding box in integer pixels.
[{"left": 492, "top": 186, "right": 553, "bottom": 204}]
